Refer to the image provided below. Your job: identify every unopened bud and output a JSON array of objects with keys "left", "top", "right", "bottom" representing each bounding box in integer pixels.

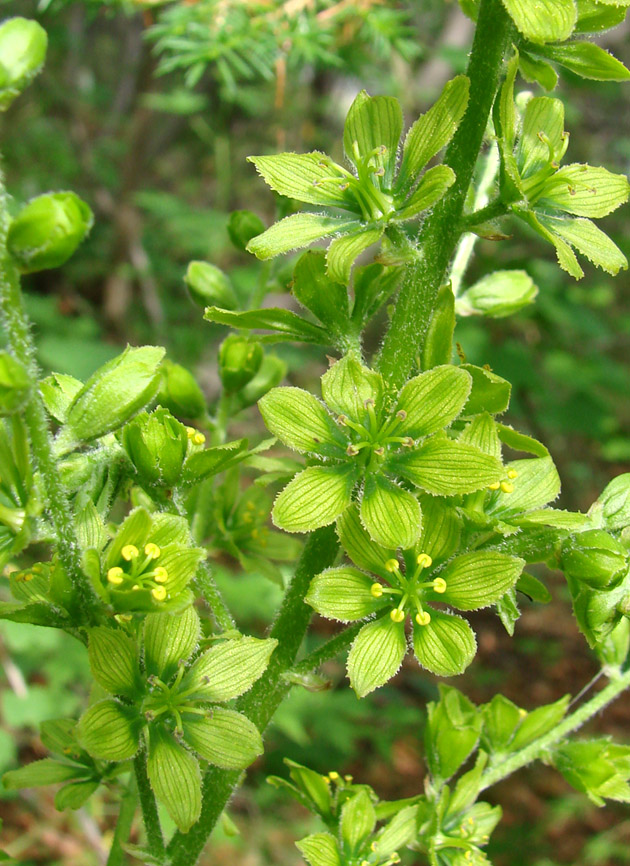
[
  {"left": 0, "top": 18, "right": 47, "bottom": 110},
  {"left": 8, "top": 192, "right": 93, "bottom": 273},
  {"left": 184, "top": 260, "right": 237, "bottom": 309}
]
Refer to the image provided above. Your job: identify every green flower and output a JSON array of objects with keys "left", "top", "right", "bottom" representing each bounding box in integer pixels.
[
  {"left": 247, "top": 76, "right": 470, "bottom": 282},
  {"left": 77, "top": 608, "right": 277, "bottom": 831},
  {"left": 259, "top": 356, "right": 503, "bottom": 549},
  {"left": 306, "top": 504, "right": 524, "bottom": 694}
]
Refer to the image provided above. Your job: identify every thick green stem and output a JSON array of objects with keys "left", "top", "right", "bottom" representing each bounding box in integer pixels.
[
  {"left": 106, "top": 775, "right": 137, "bottom": 866},
  {"left": 378, "top": 0, "right": 513, "bottom": 387},
  {"left": 480, "top": 668, "right": 630, "bottom": 792},
  {"left": 167, "top": 525, "right": 338, "bottom": 866},
  {"left": 134, "top": 749, "right": 166, "bottom": 861},
  {"left": 0, "top": 169, "right": 102, "bottom": 622}
]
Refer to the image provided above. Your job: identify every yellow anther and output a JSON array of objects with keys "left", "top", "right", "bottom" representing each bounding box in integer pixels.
[
  {"left": 371, "top": 582, "right": 384, "bottom": 598},
  {"left": 417, "top": 553, "right": 433, "bottom": 568},
  {"left": 23, "top": 573, "right": 33, "bottom": 582},
  {"left": 122, "top": 544, "right": 139, "bottom": 561},
  {"left": 488, "top": 481, "right": 501, "bottom": 491},
  {"left": 390, "top": 608, "right": 406, "bottom": 623},
  {"left": 193, "top": 432, "right": 206, "bottom": 446},
  {"left": 323, "top": 775, "right": 331, "bottom": 783},
  {"left": 144, "top": 543, "right": 160, "bottom": 559},
  {"left": 154, "top": 566, "right": 169, "bottom": 583},
  {"left": 415, "top": 610, "right": 431, "bottom": 626},
  {"left": 371, "top": 842, "right": 377, "bottom": 852},
  {"left": 152, "top": 585, "right": 167, "bottom": 601},
  {"left": 385, "top": 558, "right": 400, "bottom": 573},
  {"left": 507, "top": 469, "right": 518, "bottom": 479},
  {"left": 347, "top": 444, "right": 360, "bottom": 457},
  {"left": 433, "top": 577, "right": 447, "bottom": 594},
  {"left": 465, "top": 852, "right": 473, "bottom": 862},
  {"left": 500, "top": 481, "right": 514, "bottom": 494},
  {"left": 344, "top": 774, "right": 353, "bottom": 782},
  {"left": 518, "top": 708, "right": 527, "bottom": 719},
  {"left": 132, "top": 584, "right": 141, "bottom": 591},
  {"left": 107, "top": 567, "right": 124, "bottom": 585},
  {"left": 328, "top": 771, "right": 339, "bottom": 780},
  {"left": 186, "top": 426, "right": 196, "bottom": 439},
  {"left": 468, "top": 817, "right": 475, "bottom": 826}
]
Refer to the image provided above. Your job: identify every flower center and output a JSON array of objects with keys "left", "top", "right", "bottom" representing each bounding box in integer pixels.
[{"left": 106, "top": 542, "right": 170, "bottom": 601}]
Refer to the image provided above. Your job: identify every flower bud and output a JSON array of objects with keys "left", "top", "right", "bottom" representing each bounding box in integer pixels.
[
  {"left": 227, "top": 209, "right": 265, "bottom": 252},
  {"left": 593, "top": 474, "right": 630, "bottom": 532},
  {"left": 184, "top": 261, "right": 237, "bottom": 310},
  {"left": 561, "top": 529, "right": 628, "bottom": 589},
  {"left": 122, "top": 408, "right": 188, "bottom": 487},
  {"left": 219, "top": 336, "right": 263, "bottom": 393},
  {"left": 234, "top": 355, "right": 287, "bottom": 411},
  {"left": 0, "top": 18, "right": 47, "bottom": 110},
  {"left": 455, "top": 270, "right": 538, "bottom": 319},
  {"left": 7, "top": 192, "right": 93, "bottom": 273},
  {"left": 157, "top": 360, "right": 206, "bottom": 420},
  {"left": 0, "top": 352, "right": 30, "bottom": 414}
]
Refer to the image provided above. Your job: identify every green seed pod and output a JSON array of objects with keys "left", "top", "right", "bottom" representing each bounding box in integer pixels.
[
  {"left": 122, "top": 408, "right": 188, "bottom": 487},
  {"left": 561, "top": 529, "right": 628, "bottom": 589},
  {"left": 227, "top": 210, "right": 265, "bottom": 252},
  {"left": 184, "top": 261, "right": 237, "bottom": 310},
  {"left": 7, "top": 192, "right": 93, "bottom": 273},
  {"left": 158, "top": 360, "right": 206, "bottom": 420},
  {"left": 0, "top": 18, "right": 47, "bottom": 110},
  {"left": 219, "top": 336, "right": 263, "bottom": 394},
  {"left": 0, "top": 352, "right": 30, "bottom": 415}
]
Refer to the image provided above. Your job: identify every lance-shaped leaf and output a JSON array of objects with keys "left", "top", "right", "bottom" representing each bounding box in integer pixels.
[
  {"left": 297, "top": 834, "right": 342, "bottom": 866},
  {"left": 372, "top": 805, "right": 418, "bottom": 857},
  {"left": 321, "top": 355, "right": 383, "bottom": 422},
  {"left": 272, "top": 465, "right": 357, "bottom": 532},
  {"left": 536, "top": 214, "right": 628, "bottom": 276},
  {"left": 390, "top": 439, "right": 503, "bottom": 496},
  {"left": 340, "top": 789, "right": 376, "bottom": 857},
  {"left": 326, "top": 226, "right": 383, "bottom": 284},
  {"left": 500, "top": 0, "right": 577, "bottom": 43},
  {"left": 360, "top": 475, "right": 421, "bottom": 550},
  {"left": 575, "top": 1, "right": 627, "bottom": 33},
  {"left": 77, "top": 701, "right": 140, "bottom": 761},
  {"left": 510, "top": 695, "right": 570, "bottom": 750},
  {"left": 413, "top": 609, "right": 476, "bottom": 677},
  {"left": 181, "top": 636, "right": 277, "bottom": 702},
  {"left": 306, "top": 567, "right": 386, "bottom": 622},
  {"left": 147, "top": 729, "right": 201, "bottom": 833},
  {"left": 520, "top": 51, "right": 559, "bottom": 91},
  {"left": 87, "top": 627, "right": 140, "bottom": 699},
  {"left": 247, "top": 153, "right": 357, "bottom": 210},
  {"left": 398, "top": 76, "right": 470, "bottom": 192},
  {"left": 247, "top": 213, "right": 361, "bottom": 260},
  {"left": 3, "top": 758, "right": 85, "bottom": 790},
  {"left": 487, "top": 456, "right": 561, "bottom": 519},
  {"left": 343, "top": 91, "right": 403, "bottom": 186},
  {"left": 517, "top": 97, "right": 565, "bottom": 179},
  {"left": 55, "top": 780, "right": 99, "bottom": 811},
  {"left": 513, "top": 208, "right": 584, "bottom": 279},
  {"left": 539, "top": 164, "right": 630, "bottom": 218},
  {"left": 292, "top": 251, "right": 350, "bottom": 335},
  {"left": 394, "top": 365, "right": 471, "bottom": 438},
  {"left": 432, "top": 552, "right": 525, "bottom": 610},
  {"left": 259, "top": 388, "right": 346, "bottom": 457},
  {"left": 396, "top": 165, "right": 456, "bottom": 221},
  {"left": 144, "top": 606, "right": 200, "bottom": 682},
  {"left": 337, "top": 504, "right": 395, "bottom": 576},
  {"left": 204, "top": 306, "right": 329, "bottom": 345},
  {"left": 532, "top": 40, "right": 630, "bottom": 81},
  {"left": 183, "top": 708, "right": 263, "bottom": 769},
  {"left": 181, "top": 438, "right": 250, "bottom": 485},
  {"left": 347, "top": 617, "right": 407, "bottom": 697}
]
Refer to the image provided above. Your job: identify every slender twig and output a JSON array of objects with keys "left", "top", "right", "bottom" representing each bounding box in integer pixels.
[{"left": 106, "top": 775, "right": 138, "bottom": 866}]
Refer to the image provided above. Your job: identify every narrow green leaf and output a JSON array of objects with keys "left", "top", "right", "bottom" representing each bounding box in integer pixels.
[
  {"left": 510, "top": 695, "right": 570, "bottom": 750},
  {"left": 306, "top": 567, "right": 385, "bottom": 622},
  {"left": 500, "top": 0, "right": 577, "bottom": 43},
  {"left": 337, "top": 503, "right": 395, "bottom": 575},
  {"left": 343, "top": 91, "right": 403, "bottom": 185},
  {"left": 340, "top": 789, "right": 376, "bottom": 856},
  {"left": 519, "top": 51, "right": 559, "bottom": 91},
  {"left": 425, "top": 685, "right": 481, "bottom": 780},
  {"left": 144, "top": 606, "right": 200, "bottom": 682},
  {"left": 247, "top": 153, "right": 357, "bottom": 210},
  {"left": 3, "top": 759, "right": 84, "bottom": 790},
  {"left": 481, "top": 694, "right": 522, "bottom": 753},
  {"left": 537, "top": 214, "right": 628, "bottom": 275},
  {"left": 87, "top": 627, "right": 139, "bottom": 699},
  {"left": 373, "top": 805, "right": 418, "bottom": 857},
  {"left": 394, "top": 365, "right": 471, "bottom": 438},
  {"left": 421, "top": 283, "right": 455, "bottom": 369},
  {"left": 517, "top": 572, "right": 552, "bottom": 603},
  {"left": 360, "top": 474, "right": 421, "bottom": 550},
  {"left": 326, "top": 226, "right": 383, "bottom": 284},
  {"left": 182, "top": 636, "right": 277, "bottom": 702},
  {"left": 460, "top": 364, "right": 512, "bottom": 416},
  {"left": 147, "top": 729, "right": 201, "bottom": 833},
  {"left": 204, "top": 306, "right": 329, "bottom": 344},
  {"left": 496, "top": 424, "right": 549, "bottom": 457},
  {"left": 321, "top": 355, "right": 384, "bottom": 423},
  {"left": 183, "top": 708, "right": 263, "bottom": 769},
  {"left": 575, "top": 0, "right": 627, "bottom": 33},
  {"left": 181, "top": 439, "right": 250, "bottom": 485},
  {"left": 77, "top": 701, "right": 140, "bottom": 762},
  {"left": 347, "top": 617, "right": 407, "bottom": 697},
  {"left": 259, "top": 387, "right": 346, "bottom": 456},
  {"left": 296, "top": 834, "right": 342, "bottom": 866},
  {"left": 396, "top": 165, "right": 456, "bottom": 221},
  {"left": 399, "top": 76, "right": 470, "bottom": 191},
  {"left": 413, "top": 610, "right": 476, "bottom": 677},
  {"left": 539, "top": 164, "right": 630, "bottom": 218},
  {"left": 534, "top": 40, "right": 630, "bottom": 80},
  {"left": 272, "top": 465, "right": 357, "bottom": 532},
  {"left": 391, "top": 439, "right": 503, "bottom": 496},
  {"left": 435, "top": 552, "right": 525, "bottom": 610},
  {"left": 54, "top": 780, "right": 99, "bottom": 811},
  {"left": 514, "top": 207, "right": 584, "bottom": 279},
  {"left": 247, "top": 213, "right": 361, "bottom": 260}
]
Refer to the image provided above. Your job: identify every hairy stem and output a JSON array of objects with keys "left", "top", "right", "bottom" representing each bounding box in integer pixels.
[
  {"left": 193, "top": 561, "right": 235, "bottom": 632},
  {"left": 480, "top": 667, "right": 630, "bottom": 792},
  {"left": 167, "top": 525, "right": 338, "bottom": 866},
  {"left": 106, "top": 775, "right": 137, "bottom": 866},
  {"left": 291, "top": 621, "right": 364, "bottom": 677},
  {"left": 378, "top": 0, "right": 513, "bottom": 387},
  {"left": 0, "top": 168, "right": 102, "bottom": 622},
  {"left": 134, "top": 749, "right": 165, "bottom": 861}
]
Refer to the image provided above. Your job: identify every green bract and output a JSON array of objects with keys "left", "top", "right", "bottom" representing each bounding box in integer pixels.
[
  {"left": 306, "top": 503, "right": 524, "bottom": 694},
  {"left": 496, "top": 54, "right": 630, "bottom": 279},
  {"left": 247, "top": 76, "right": 470, "bottom": 282},
  {"left": 76, "top": 607, "right": 276, "bottom": 831},
  {"left": 259, "top": 356, "right": 504, "bottom": 549},
  {"left": 122, "top": 408, "right": 189, "bottom": 487}
]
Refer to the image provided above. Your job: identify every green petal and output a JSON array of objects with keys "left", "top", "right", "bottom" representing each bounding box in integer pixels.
[
  {"left": 394, "top": 365, "right": 472, "bottom": 438},
  {"left": 144, "top": 606, "right": 200, "bottom": 682},
  {"left": 459, "top": 414, "right": 502, "bottom": 460},
  {"left": 534, "top": 40, "right": 630, "bottom": 82},
  {"left": 296, "top": 834, "right": 342, "bottom": 866},
  {"left": 391, "top": 438, "right": 503, "bottom": 496},
  {"left": 487, "top": 456, "right": 561, "bottom": 519},
  {"left": 500, "top": 0, "right": 576, "bottom": 43},
  {"left": 147, "top": 729, "right": 201, "bottom": 833},
  {"left": 539, "top": 164, "right": 630, "bottom": 218},
  {"left": 247, "top": 213, "right": 361, "bottom": 260},
  {"left": 396, "top": 165, "right": 456, "bottom": 221},
  {"left": 413, "top": 610, "right": 476, "bottom": 677},
  {"left": 343, "top": 91, "right": 403, "bottom": 185},
  {"left": 77, "top": 700, "right": 140, "bottom": 762},
  {"left": 360, "top": 475, "right": 421, "bottom": 550},
  {"left": 537, "top": 214, "right": 628, "bottom": 276},
  {"left": 414, "top": 495, "right": 462, "bottom": 565},
  {"left": 347, "top": 617, "right": 407, "bottom": 697},
  {"left": 247, "top": 153, "right": 358, "bottom": 210},
  {"left": 460, "top": 364, "right": 512, "bottom": 417},
  {"left": 321, "top": 355, "right": 384, "bottom": 423},
  {"left": 340, "top": 789, "right": 377, "bottom": 856},
  {"left": 337, "top": 504, "right": 395, "bottom": 575},
  {"left": 259, "top": 387, "right": 347, "bottom": 457},
  {"left": 306, "top": 567, "right": 386, "bottom": 622},
  {"left": 155, "top": 543, "right": 204, "bottom": 596},
  {"left": 87, "top": 627, "right": 140, "bottom": 699},
  {"left": 183, "top": 708, "right": 263, "bottom": 769},
  {"left": 326, "top": 226, "right": 383, "bottom": 285},
  {"left": 435, "top": 552, "right": 525, "bottom": 610},
  {"left": 272, "top": 465, "right": 357, "bottom": 533},
  {"left": 518, "top": 97, "right": 565, "bottom": 179},
  {"left": 181, "top": 636, "right": 277, "bottom": 702},
  {"left": 516, "top": 207, "right": 584, "bottom": 279}
]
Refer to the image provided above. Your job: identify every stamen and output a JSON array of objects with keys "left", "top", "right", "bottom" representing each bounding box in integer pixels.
[
  {"left": 192, "top": 432, "right": 205, "bottom": 446},
  {"left": 153, "top": 566, "right": 169, "bottom": 583},
  {"left": 107, "top": 566, "right": 124, "bottom": 585},
  {"left": 152, "top": 585, "right": 167, "bottom": 601},
  {"left": 432, "top": 577, "right": 447, "bottom": 594},
  {"left": 385, "top": 559, "right": 400, "bottom": 573},
  {"left": 328, "top": 771, "right": 339, "bottom": 781},
  {"left": 415, "top": 610, "right": 431, "bottom": 626},
  {"left": 396, "top": 410, "right": 407, "bottom": 421},
  {"left": 416, "top": 553, "right": 433, "bottom": 568},
  {"left": 507, "top": 469, "right": 518, "bottom": 479},
  {"left": 344, "top": 774, "right": 353, "bottom": 782},
  {"left": 371, "top": 583, "right": 384, "bottom": 598},
  {"left": 145, "top": 542, "right": 160, "bottom": 559},
  {"left": 347, "top": 444, "right": 360, "bottom": 457},
  {"left": 374, "top": 446, "right": 385, "bottom": 457},
  {"left": 122, "top": 544, "right": 139, "bottom": 561},
  {"left": 500, "top": 481, "right": 514, "bottom": 494},
  {"left": 488, "top": 481, "right": 501, "bottom": 491},
  {"left": 390, "top": 608, "right": 405, "bottom": 623}
]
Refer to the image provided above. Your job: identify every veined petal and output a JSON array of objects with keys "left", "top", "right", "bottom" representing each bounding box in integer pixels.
[
  {"left": 306, "top": 567, "right": 387, "bottom": 622},
  {"left": 258, "top": 387, "right": 347, "bottom": 457},
  {"left": 395, "top": 165, "right": 455, "bottom": 221},
  {"left": 347, "top": 617, "right": 407, "bottom": 697},
  {"left": 326, "top": 226, "right": 384, "bottom": 285},
  {"left": 321, "top": 355, "right": 384, "bottom": 424},
  {"left": 537, "top": 214, "right": 628, "bottom": 276},
  {"left": 412, "top": 609, "right": 476, "bottom": 677},
  {"left": 183, "top": 708, "right": 263, "bottom": 770},
  {"left": 360, "top": 474, "right": 421, "bottom": 550},
  {"left": 272, "top": 465, "right": 358, "bottom": 533},
  {"left": 432, "top": 552, "right": 525, "bottom": 610},
  {"left": 248, "top": 153, "right": 359, "bottom": 211},
  {"left": 343, "top": 91, "right": 403, "bottom": 185},
  {"left": 247, "top": 214, "right": 361, "bottom": 260},
  {"left": 538, "top": 164, "right": 630, "bottom": 218},
  {"left": 337, "top": 504, "right": 395, "bottom": 575},
  {"left": 390, "top": 438, "right": 503, "bottom": 496},
  {"left": 394, "top": 365, "right": 472, "bottom": 438}
]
